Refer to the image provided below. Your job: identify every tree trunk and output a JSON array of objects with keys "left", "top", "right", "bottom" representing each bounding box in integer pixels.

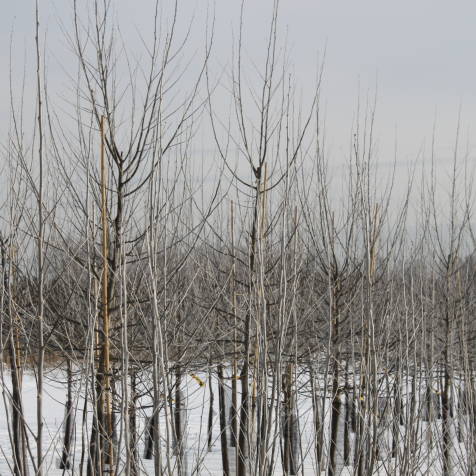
[
  {"left": 208, "top": 369, "right": 215, "bottom": 452},
  {"left": 129, "top": 372, "right": 139, "bottom": 476},
  {"left": 60, "top": 359, "right": 74, "bottom": 470},
  {"left": 238, "top": 360, "right": 250, "bottom": 476},
  {"left": 218, "top": 364, "right": 230, "bottom": 475},
  {"left": 283, "top": 364, "right": 299, "bottom": 476},
  {"left": 143, "top": 414, "right": 155, "bottom": 460},
  {"left": 174, "top": 369, "right": 186, "bottom": 475}
]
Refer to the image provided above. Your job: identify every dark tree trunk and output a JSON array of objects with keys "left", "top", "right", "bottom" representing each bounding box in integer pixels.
[
  {"left": 343, "top": 389, "right": 351, "bottom": 466},
  {"left": 60, "top": 359, "right": 74, "bottom": 470},
  {"left": 218, "top": 364, "right": 230, "bottom": 475},
  {"left": 310, "top": 364, "right": 323, "bottom": 473},
  {"left": 144, "top": 414, "right": 155, "bottom": 460},
  {"left": 129, "top": 372, "right": 139, "bottom": 476},
  {"left": 441, "top": 368, "right": 452, "bottom": 476},
  {"left": 283, "top": 365, "right": 299, "bottom": 476},
  {"left": 208, "top": 369, "right": 215, "bottom": 452},
  {"left": 238, "top": 361, "right": 249, "bottom": 476}
]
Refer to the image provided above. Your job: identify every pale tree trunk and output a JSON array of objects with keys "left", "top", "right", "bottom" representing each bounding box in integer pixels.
[
  {"left": 34, "top": 1, "right": 45, "bottom": 474},
  {"left": 174, "top": 367, "right": 187, "bottom": 475},
  {"left": 1, "top": 241, "right": 27, "bottom": 476}
]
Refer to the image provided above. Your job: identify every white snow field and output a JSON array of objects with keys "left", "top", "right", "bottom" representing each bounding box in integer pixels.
[
  {"left": 0, "top": 366, "right": 473, "bottom": 475},
  {"left": 0, "top": 367, "right": 316, "bottom": 475}
]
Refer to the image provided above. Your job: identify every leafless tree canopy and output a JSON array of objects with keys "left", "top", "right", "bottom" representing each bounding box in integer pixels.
[{"left": 0, "top": 2, "right": 475, "bottom": 476}]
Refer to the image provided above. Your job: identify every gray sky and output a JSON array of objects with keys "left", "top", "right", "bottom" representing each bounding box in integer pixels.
[{"left": 1, "top": 0, "right": 475, "bottom": 170}]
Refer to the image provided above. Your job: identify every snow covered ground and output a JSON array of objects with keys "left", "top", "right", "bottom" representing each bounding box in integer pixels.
[
  {"left": 1, "top": 367, "right": 313, "bottom": 475},
  {"left": 0, "top": 366, "right": 473, "bottom": 475}
]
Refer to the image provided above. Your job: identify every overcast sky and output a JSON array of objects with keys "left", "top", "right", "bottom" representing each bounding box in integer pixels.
[{"left": 1, "top": 0, "right": 475, "bottom": 171}]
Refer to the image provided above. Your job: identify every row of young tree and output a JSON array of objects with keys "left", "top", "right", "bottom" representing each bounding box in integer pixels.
[{"left": 1, "top": 1, "right": 475, "bottom": 475}]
